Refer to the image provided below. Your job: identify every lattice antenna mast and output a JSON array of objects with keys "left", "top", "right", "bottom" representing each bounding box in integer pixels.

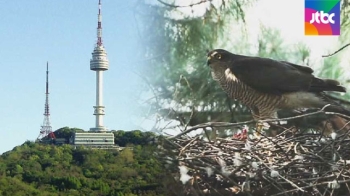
[
  {"left": 45, "top": 62, "right": 49, "bottom": 115},
  {"left": 37, "top": 62, "right": 54, "bottom": 140}
]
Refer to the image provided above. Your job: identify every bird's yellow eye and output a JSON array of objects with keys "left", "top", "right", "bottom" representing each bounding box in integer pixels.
[{"left": 215, "top": 54, "right": 222, "bottom": 59}]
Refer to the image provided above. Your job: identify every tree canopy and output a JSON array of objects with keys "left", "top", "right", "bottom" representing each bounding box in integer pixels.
[{"left": 0, "top": 128, "right": 180, "bottom": 196}]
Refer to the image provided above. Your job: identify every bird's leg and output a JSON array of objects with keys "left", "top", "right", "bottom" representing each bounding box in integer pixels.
[
  {"left": 251, "top": 107, "right": 265, "bottom": 137},
  {"left": 256, "top": 121, "right": 262, "bottom": 136},
  {"left": 262, "top": 111, "right": 280, "bottom": 136},
  {"left": 255, "top": 121, "right": 270, "bottom": 137},
  {"left": 252, "top": 109, "right": 279, "bottom": 137}
]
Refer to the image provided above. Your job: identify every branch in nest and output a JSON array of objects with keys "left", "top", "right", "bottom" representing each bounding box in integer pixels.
[
  {"left": 161, "top": 104, "right": 350, "bottom": 195},
  {"left": 258, "top": 104, "right": 331, "bottom": 124},
  {"left": 165, "top": 125, "right": 350, "bottom": 195},
  {"left": 168, "top": 104, "right": 350, "bottom": 140},
  {"left": 168, "top": 120, "right": 254, "bottom": 140}
]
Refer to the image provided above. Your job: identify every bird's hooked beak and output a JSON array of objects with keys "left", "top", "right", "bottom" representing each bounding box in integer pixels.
[
  {"left": 207, "top": 51, "right": 217, "bottom": 66},
  {"left": 207, "top": 56, "right": 211, "bottom": 66}
]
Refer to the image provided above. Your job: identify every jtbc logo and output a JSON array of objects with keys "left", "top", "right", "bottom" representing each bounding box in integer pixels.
[{"left": 310, "top": 11, "right": 335, "bottom": 24}]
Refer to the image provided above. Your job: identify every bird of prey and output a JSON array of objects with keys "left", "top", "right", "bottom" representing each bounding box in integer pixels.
[{"left": 207, "top": 49, "right": 350, "bottom": 122}]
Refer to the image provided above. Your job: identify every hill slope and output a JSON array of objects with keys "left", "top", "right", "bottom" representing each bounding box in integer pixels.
[{"left": 0, "top": 128, "right": 178, "bottom": 196}]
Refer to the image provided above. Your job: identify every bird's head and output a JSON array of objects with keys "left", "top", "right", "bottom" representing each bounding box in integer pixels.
[
  {"left": 207, "top": 49, "right": 233, "bottom": 69},
  {"left": 207, "top": 49, "right": 236, "bottom": 81}
]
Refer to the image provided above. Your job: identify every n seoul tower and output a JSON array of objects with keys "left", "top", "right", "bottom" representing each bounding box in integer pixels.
[{"left": 90, "top": 0, "right": 109, "bottom": 132}]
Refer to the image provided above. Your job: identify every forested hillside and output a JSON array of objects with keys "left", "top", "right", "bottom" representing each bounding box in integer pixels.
[{"left": 0, "top": 128, "right": 179, "bottom": 196}]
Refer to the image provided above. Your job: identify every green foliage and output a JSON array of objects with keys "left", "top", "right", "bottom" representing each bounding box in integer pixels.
[
  {"left": 138, "top": 0, "right": 257, "bottom": 129},
  {"left": 341, "top": 0, "right": 350, "bottom": 37},
  {"left": 112, "top": 130, "right": 156, "bottom": 147},
  {"left": 257, "top": 26, "right": 310, "bottom": 64},
  {"left": 0, "top": 132, "right": 176, "bottom": 195},
  {"left": 140, "top": 0, "right": 350, "bottom": 133},
  {"left": 54, "top": 127, "right": 84, "bottom": 140}
]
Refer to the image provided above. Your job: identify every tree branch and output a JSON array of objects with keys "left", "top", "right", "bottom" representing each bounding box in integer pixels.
[
  {"left": 157, "top": 0, "right": 210, "bottom": 8},
  {"left": 322, "top": 43, "right": 350, "bottom": 57}
]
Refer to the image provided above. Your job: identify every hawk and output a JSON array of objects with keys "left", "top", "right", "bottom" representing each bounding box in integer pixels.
[{"left": 207, "top": 49, "right": 350, "bottom": 122}]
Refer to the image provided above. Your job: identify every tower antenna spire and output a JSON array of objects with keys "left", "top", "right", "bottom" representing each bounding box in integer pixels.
[
  {"left": 97, "top": 0, "right": 103, "bottom": 46},
  {"left": 90, "top": 0, "right": 109, "bottom": 132},
  {"left": 37, "top": 62, "right": 55, "bottom": 141},
  {"left": 46, "top": 62, "right": 49, "bottom": 98}
]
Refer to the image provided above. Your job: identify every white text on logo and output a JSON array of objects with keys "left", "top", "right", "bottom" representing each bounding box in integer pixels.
[{"left": 310, "top": 11, "right": 335, "bottom": 24}]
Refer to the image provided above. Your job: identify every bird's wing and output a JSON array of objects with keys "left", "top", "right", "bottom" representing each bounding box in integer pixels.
[
  {"left": 229, "top": 58, "right": 313, "bottom": 94},
  {"left": 280, "top": 61, "right": 314, "bottom": 74}
]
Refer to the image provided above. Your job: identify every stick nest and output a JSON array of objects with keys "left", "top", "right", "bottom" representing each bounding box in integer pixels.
[{"left": 165, "top": 129, "right": 350, "bottom": 196}]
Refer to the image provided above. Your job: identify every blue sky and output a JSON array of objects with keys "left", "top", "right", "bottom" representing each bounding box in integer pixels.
[{"left": 0, "top": 0, "right": 147, "bottom": 154}]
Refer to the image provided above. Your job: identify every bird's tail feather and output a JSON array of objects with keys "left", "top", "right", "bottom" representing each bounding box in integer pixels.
[{"left": 310, "top": 78, "right": 346, "bottom": 93}]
